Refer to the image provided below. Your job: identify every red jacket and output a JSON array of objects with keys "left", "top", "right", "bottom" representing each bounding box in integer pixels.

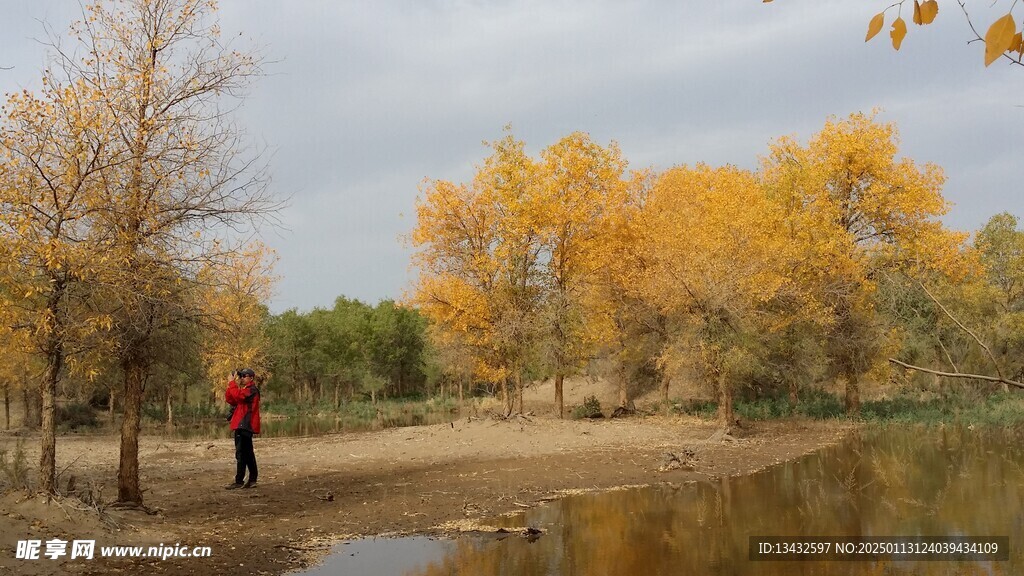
[{"left": 226, "top": 379, "right": 261, "bottom": 434}]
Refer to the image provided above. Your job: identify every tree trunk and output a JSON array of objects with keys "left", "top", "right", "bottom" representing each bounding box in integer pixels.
[
  {"left": 844, "top": 371, "right": 861, "bottom": 417},
  {"left": 458, "top": 376, "right": 465, "bottom": 404},
  {"left": 661, "top": 375, "right": 671, "bottom": 407},
  {"left": 40, "top": 332, "right": 64, "bottom": 495},
  {"left": 23, "top": 387, "right": 41, "bottom": 428},
  {"left": 618, "top": 371, "right": 628, "bottom": 408},
  {"left": 515, "top": 373, "right": 524, "bottom": 415},
  {"left": 22, "top": 388, "right": 30, "bottom": 428},
  {"left": 554, "top": 373, "right": 565, "bottom": 419},
  {"left": 717, "top": 373, "right": 734, "bottom": 426},
  {"left": 3, "top": 384, "right": 9, "bottom": 430},
  {"left": 181, "top": 380, "right": 189, "bottom": 423},
  {"left": 118, "top": 352, "right": 146, "bottom": 504},
  {"left": 165, "top": 388, "right": 174, "bottom": 434},
  {"left": 788, "top": 378, "right": 799, "bottom": 411},
  {"left": 108, "top": 388, "right": 116, "bottom": 424}
]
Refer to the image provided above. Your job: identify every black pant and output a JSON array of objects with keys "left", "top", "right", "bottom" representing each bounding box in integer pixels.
[{"left": 234, "top": 429, "right": 258, "bottom": 484}]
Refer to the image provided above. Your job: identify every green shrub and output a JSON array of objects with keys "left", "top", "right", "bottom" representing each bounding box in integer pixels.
[
  {"left": 572, "top": 395, "right": 603, "bottom": 419},
  {"left": 57, "top": 402, "right": 99, "bottom": 431},
  {"left": 178, "top": 403, "right": 224, "bottom": 420},
  {"left": 0, "top": 439, "right": 30, "bottom": 491},
  {"left": 796, "top": 388, "right": 844, "bottom": 419},
  {"left": 736, "top": 397, "right": 792, "bottom": 420},
  {"left": 674, "top": 399, "right": 717, "bottom": 419},
  {"left": 673, "top": 389, "right": 843, "bottom": 421},
  {"left": 858, "top": 392, "right": 1024, "bottom": 426}
]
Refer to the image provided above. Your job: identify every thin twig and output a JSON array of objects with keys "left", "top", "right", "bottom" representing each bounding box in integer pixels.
[
  {"left": 49, "top": 497, "right": 74, "bottom": 522},
  {"left": 936, "top": 336, "right": 959, "bottom": 373},
  {"left": 957, "top": 0, "right": 1024, "bottom": 66},
  {"left": 55, "top": 454, "right": 84, "bottom": 484}
]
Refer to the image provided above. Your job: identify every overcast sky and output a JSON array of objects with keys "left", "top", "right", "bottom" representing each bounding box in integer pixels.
[{"left": 2, "top": 1, "right": 1022, "bottom": 313}]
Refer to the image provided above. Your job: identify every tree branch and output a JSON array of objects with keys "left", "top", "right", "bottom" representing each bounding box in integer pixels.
[
  {"left": 915, "top": 279, "right": 1005, "bottom": 380},
  {"left": 888, "top": 358, "right": 1024, "bottom": 390},
  {"left": 957, "top": 0, "right": 1024, "bottom": 67}
]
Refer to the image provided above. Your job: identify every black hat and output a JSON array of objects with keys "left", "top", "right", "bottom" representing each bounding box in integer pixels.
[{"left": 239, "top": 368, "right": 256, "bottom": 377}]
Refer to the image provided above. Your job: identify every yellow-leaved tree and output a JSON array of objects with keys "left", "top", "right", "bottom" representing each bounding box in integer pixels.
[
  {"left": 534, "top": 133, "right": 634, "bottom": 417},
  {"left": 637, "top": 164, "right": 821, "bottom": 425},
  {"left": 0, "top": 320, "right": 34, "bottom": 430},
  {"left": 762, "top": 111, "right": 967, "bottom": 415},
  {"left": 199, "top": 242, "right": 277, "bottom": 395},
  {"left": 0, "top": 71, "right": 116, "bottom": 494},
  {"left": 410, "top": 132, "right": 544, "bottom": 414},
  {"left": 42, "top": 0, "right": 279, "bottom": 504},
  {"left": 581, "top": 169, "right": 661, "bottom": 411}
]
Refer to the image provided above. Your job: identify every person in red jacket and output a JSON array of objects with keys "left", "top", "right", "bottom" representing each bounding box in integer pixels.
[{"left": 225, "top": 368, "right": 261, "bottom": 489}]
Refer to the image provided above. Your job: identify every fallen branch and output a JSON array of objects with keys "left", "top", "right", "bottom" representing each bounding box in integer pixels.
[
  {"left": 888, "top": 358, "right": 1024, "bottom": 390},
  {"left": 915, "top": 280, "right": 1004, "bottom": 381}
]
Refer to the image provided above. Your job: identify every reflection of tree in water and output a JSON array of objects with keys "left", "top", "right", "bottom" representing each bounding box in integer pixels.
[{"left": 405, "top": 427, "right": 1022, "bottom": 576}]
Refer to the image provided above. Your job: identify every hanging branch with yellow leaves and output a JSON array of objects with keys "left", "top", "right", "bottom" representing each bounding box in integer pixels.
[{"left": 768, "top": 0, "right": 1024, "bottom": 67}]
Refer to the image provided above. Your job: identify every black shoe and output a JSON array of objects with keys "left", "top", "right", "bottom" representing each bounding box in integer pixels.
[
  {"left": 242, "top": 480, "right": 257, "bottom": 489},
  {"left": 224, "top": 482, "right": 244, "bottom": 490}
]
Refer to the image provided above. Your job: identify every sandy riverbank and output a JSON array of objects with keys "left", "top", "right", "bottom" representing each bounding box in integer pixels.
[{"left": 0, "top": 412, "right": 854, "bottom": 576}]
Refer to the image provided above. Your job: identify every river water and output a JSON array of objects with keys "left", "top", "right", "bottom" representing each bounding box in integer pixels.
[{"left": 295, "top": 425, "right": 1024, "bottom": 575}]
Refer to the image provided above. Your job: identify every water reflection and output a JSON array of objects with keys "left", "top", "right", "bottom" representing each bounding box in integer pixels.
[{"left": 298, "top": 425, "right": 1024, "bottom": 576}]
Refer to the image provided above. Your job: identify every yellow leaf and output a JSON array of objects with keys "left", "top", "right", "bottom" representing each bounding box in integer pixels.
[
  {"left": 866, "top": 12, "right": 885, "bottom": 42},
  {"left": 1012, "top": 31, "right": 1023, "bottom": 55},
  {"left": 913, "top": 1, "right": 922, "bottom": 25},
  {"left": 920, "top": 0, "right": 939, "bottom": 25},
  {"left": 891, "top": 17, "right": 907, "bottom": 50},
  {"left": 985, "top": 13, "right": 1017, "bottom": 66}
]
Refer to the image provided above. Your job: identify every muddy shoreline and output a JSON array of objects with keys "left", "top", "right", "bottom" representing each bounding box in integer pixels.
[{"left": 0, "top": 415, "right": 854, "bottom": 576}]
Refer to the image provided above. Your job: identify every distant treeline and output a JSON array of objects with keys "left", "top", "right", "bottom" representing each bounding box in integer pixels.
[{"left": 263, "top": 297, "right": 431, "bottom": 406}]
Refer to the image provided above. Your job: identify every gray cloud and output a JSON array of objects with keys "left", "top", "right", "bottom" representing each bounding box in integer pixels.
[{"left": 2, "top": 1, "right": 1021, "bottom": 312}]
